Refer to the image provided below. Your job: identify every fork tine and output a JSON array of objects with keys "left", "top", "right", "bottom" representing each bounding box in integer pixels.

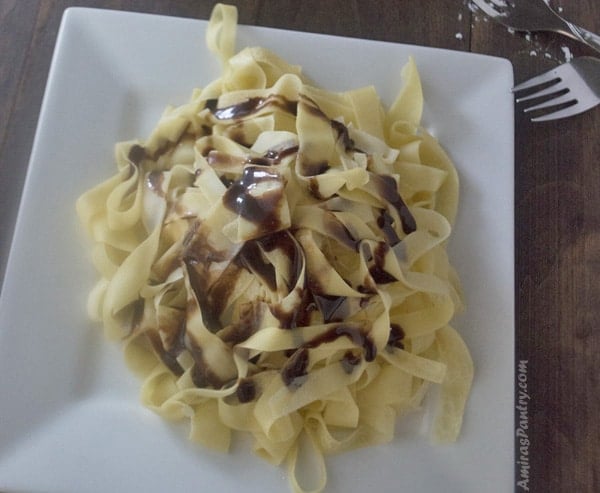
[
  {"left": 531, "top": 97, "right": 598, "bottom": 121},
  {"left": 523, "top": 92, "right": 576, "bottom": 113},
  {"left": 472, "top": 0, "right": 502, "bottom": 18},
  {"left": 516, "top": 82, "right": 567, "bottom": 102},
  {"left": 530, "top": 103, "right": 586, "bottom": 122},
  {"left": 512, "top": 70, "right": 561, "bottom": 92}
]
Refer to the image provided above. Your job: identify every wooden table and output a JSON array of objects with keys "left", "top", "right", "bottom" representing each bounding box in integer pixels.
[{"left": 1, "top": 1, "right": 598, "bottom": 491}]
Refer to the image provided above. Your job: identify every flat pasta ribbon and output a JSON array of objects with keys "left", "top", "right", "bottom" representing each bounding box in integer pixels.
[{"left": 76, "top": 4, "right": 474, "bottom": 492}]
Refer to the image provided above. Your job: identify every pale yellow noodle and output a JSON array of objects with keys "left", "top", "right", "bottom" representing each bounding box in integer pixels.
[{"left": 76, "top": 3, "right": 473, "bottom": 492}]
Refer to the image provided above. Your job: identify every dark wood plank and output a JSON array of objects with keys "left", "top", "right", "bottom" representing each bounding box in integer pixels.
[
  {"left": 470, "top": 1, "right": 600, "bottom": 492},
  {"left": 0, "top": 0, "right": 42, "bottom": 285},
  {"left": 0, "top": 0, "right": 40, "bottom": 144},
  {"left": 252, "top": 0, "right": 470, "bottom": 49}
]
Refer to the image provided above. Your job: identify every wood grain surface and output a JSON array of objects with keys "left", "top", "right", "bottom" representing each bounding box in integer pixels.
[{"left": 1, "top": 1, "right": 599, "bottom": 491}]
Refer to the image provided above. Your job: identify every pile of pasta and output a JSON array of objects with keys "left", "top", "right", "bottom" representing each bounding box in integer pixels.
[{"left": 76, "top": 4, "right": 473, "bottom": 492}]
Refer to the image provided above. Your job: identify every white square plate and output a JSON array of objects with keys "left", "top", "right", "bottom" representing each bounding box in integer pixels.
[{"left": 0, "top": 7, "right": 514, "bottom": 492}]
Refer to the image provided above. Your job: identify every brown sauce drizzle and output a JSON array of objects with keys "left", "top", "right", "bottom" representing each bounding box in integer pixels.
[
  {"left": 222, "top": 166, "right": 285, "bottom": 235},
  {"left": 263, "top": 146, "right": 299, "bottom": 163},
  {"left": 182, "top": 224, "right": 233, "bottom": 332},
  {"left": 340, "top": 350, "right": 362, "bottom": 374},
  {"left": 244, "top": 156, "right": 279, "bottom": 167},
  {"left": 128, "top": 144, "right": 147, "bottom": 166},
  {"left": 308, "top": 177, "right": 324, "bottom": 199},
  {"left": 256, "top": 230, "right": 303, "bottom": 289},
  {"left": 127, "top": 298, "right": 145, "bottom": 336},
  {"left": 236, "top": 378, "right": 257, "bottom": 403},
  {"left": 377, "top": 209, "right": 401, "bottom": 245},
  {"left": 127, "top": 127, "right": 195, "bottom": 167},
  {"left": 189, "top": 339, "right": 228, "bottom": 389},
  {"left": 218, "top": 302, "right": 263, "bottom": 346},
  {"left": 207, "top": 261, "right": 244, "bottom": 329},
  {"left": 184, "top": 260, "right": 222, "bottom": 333},
  {"left": 237, "top": 240, "right": 277, "bottom": 292},
  {"left": 305, "top": 324, "right": 376, "bottom": 362},
  {"left": 299, "top": 99, "right": 355, "bottom": 151},
  {"left": 369, "top": 241, "right": 397, "bottom": 284},
  {"left": 281, "top": 347, "right": 309, "bottom": 387},
  {"left": 146, "top": 328, "right": 185, "bottom": 377},
  {"left": 271, "top": 286, "right": 317, "bottom": 329},
  {"left": 206, "top": 94, "right": 297, "bottom": 121},
  {"left": 299, "top": 160, "right": 330, "bottom": 178},
  {"left": 137, "top": 95, "right": 422, "bottom": 394},
  {"left": 371, "top": 174, "right": 417, "bottom": 235},
  {"left": 247, "top": 146, "right": 299, "bottom": 167},
  {"left": 296, "top": 98, "right": 357, "bottom": 179},
  {"left": 207, "top": 146, "right": 300, "bottom": 171},
  {"left": 281, "top": 323, "right": 377, "bottom": 386},
  {"left": 204, "top": 98, "right": 219, "bottom": 113},
  {"left": 220, "top": 175, "right": 235, "bottom": 188},
  {"left": 330, "top": 119, "right": 355, "bottom": 152},
  {"left": 387, "top": 323, "right": 405, "bottom": 350}
]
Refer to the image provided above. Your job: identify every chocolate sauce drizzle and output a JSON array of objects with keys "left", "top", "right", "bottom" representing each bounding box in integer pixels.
[
  {"left": 281, "top": 348, "right": 309, "bottom": 387},
  {"left": 280, "top": 323, "right": 376, "bottom": 387},
  {"left": 369, "top": 242, "right": 397, "bottom": 284},
  {"left": 222, "top": 166, "right": 285, "bottom": 235},
  {"left": 387, "top": 323, "right": 406, "bottom": 350},
  {"left": 206, "top": 94, "right": 297, "bottom": 121},
  {"left": 137, "top": 92, "right": 422, "bottom": 396},
  {"left": 305, "top": 324, "right": 376, "bottom": 362},
  {"left": 371, "top": 174, "right": 417, "bottom": 235},
  {"left": 236, "top": 378, "right": 257, "bottom": 403},
  {"left": 127, "top": 125, "right": 196, "bottom": 167}
]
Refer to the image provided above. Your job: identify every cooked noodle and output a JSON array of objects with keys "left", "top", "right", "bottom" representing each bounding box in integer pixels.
[{"left": 76, "top": 4, "right": 473, "bottom": 492}]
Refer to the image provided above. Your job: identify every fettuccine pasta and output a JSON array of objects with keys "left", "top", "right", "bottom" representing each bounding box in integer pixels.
[{"left": 76, "top": 4, "right": 473, "bottom": 492}]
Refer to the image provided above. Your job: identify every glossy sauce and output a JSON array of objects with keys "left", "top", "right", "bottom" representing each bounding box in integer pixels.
[
  {"left": 369, "top": 241, "right": 397, "bottom": 284},
  {"left": 207, "top": 146, "right": 299, "bottom": 170},
  {"left": 305, "top": 323, "right": 376, "bottom": 362},
  {"left": 236, "top": 378, "right": 257, "bottom": 403},
  {"left": 127, "top": 128, "right": 195, "bottom": 166},
  {"left": 206, "top": 95, "right": 297, "bottom": 120},
  {"left": 271, "top": 286, "right": 317, "bottom": 329},
  {"left": 387, "top": 323, "right": 406, "bottom": 350},
  {"left": 222, "top": 166, "right": 285, "bottom": 235},
  {"left": 340, "top": 350, "right": 362, "bottom": 374},
  {"left": 281, "top": 347, "right": 309, "bottom": 387},
  {"left": 141, "top": 92, "right": 424, "bottom": 394},
  {"left": 371, "top": 174, "right": 417, "bottom": 235},
  {"left": 189, "top": 339, "right": 227, "bottom": 389},
  {"left": 377, "top": 209, "right": 401, "bottom": 245},
  {"left": 237, "top": 240, "right": 277, "bottom": 292},
  {"left": 146, "top": 330, "right": 184, "bottom": 377},
  {"left": 146, "top": 171, "right": 165, "bottom": 197},
  {"left": 256, "top": 230, "right": 303, "bottom": 289},
  {"left": 298, "top": 160, "right": 330, "bottom": 178},
  {"left": 182, "top": 223, "right": 231, "bottom": 332}
]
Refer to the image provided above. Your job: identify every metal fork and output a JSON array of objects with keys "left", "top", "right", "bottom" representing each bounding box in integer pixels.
[
  {"left": 512, "top": 56, "right": 600, "bottom": 121},
  {"left": 471, "top": 0, "right": 600, "bottom": 54}
]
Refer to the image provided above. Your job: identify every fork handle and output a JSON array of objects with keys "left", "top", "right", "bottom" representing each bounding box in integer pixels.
[{"left": 562, "top": 21, "right": 600, "bottom": 55}]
